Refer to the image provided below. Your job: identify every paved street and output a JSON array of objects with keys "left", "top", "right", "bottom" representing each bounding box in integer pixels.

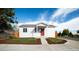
[{"left": 0, "top": 39, "right": 79, "bottom": 51}]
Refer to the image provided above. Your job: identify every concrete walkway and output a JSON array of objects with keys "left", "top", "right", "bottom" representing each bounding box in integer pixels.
[
  {"left": 41, "top": 36, "right": 48, "bottom": 45},
  {"left": 40, "top": 36, "right": 52, "bottom": 50},
  {"left": 0, "top": 38, "right": 79, "bottom": 51}
]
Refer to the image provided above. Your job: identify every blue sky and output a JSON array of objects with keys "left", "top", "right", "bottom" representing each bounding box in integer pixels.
[
  {"left": 15, "top": 8, "right": 79, "bottom": 23},
  {"left": 15, "top": 8, "right": 57, "bottom": 23},
  {"left": 15, "top": 8, "right": 79, "bottom": 33}
]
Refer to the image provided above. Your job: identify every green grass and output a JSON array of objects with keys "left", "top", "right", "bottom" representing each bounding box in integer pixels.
[
  {"left": 8, "top": 38, "right": 35, "bottom": 43},
  {"left": 46, "top": 38, "right": 67, "bottom": 44},
  {"left": 0, "top": 38, "right": 41, "bottom": 44}
]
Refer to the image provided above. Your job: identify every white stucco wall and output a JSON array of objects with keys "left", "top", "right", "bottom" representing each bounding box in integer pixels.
[
  {"left": 19, "top": 27, "right": 32, "bottom": 38},
  {"left": 19, "top": 27, "right": 41, "bottom": 38},
  {"left": 19, "top": 27, "right": 55, "bottom": 38},
  {"left": 45, "top": 28, "right": 55, "bottom": 38},
  {"left": 32, "top": 33, "right": 41, "bottom": 38}
]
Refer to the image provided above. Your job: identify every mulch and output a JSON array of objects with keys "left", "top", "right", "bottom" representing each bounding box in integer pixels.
[{"left": 46, "top": 38, "right": 67, "bottom": 44}]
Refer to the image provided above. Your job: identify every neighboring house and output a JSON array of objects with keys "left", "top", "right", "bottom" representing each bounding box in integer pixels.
[{"left": 18, "top": 22, "right": 56, "bottom": 38}]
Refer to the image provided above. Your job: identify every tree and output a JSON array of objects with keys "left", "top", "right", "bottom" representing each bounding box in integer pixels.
[
  {"left": 76, "top": 30, "right": 79, "bottom": 36},
  {"left": 58, "top": 32, "right": 62, "bottom": 36},
  {"left": 0, "top": 8, "right": 17, "bottom": 32},
  {"left": 62, "top": 29, "right": 70, "bottom": 36},
  {"left": 68, "top": 32, "right": 73, "bottom": 37},
  {"left": 77, "top": 30, "right": 79, "bottom": 33}
]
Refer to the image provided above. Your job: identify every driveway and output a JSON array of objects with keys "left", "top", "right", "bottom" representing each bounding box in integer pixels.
[{"left": 0, "top": 38, "right": 79, "bottom": 51}]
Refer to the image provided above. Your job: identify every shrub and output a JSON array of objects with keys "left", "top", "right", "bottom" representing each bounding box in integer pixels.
[
  {"left": 8, "top": 35, "right": 17, "bottom": 39},
  {"left": 68, "top": 32, "right": 73, "bottom": 37}
]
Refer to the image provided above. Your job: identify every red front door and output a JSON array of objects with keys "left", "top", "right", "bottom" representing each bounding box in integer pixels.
[
  {"left": 41, "top": 31, "right": 44, "bottom": 36},
  {"left": 40, "top": 28, "right": 44, "bottom": 36}
]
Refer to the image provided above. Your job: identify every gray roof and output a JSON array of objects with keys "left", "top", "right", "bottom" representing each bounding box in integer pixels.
[
  {"left": 19, "top": 24, "right": 36, "bottom": 27},
  {"left": 19, "top": 23, "right": 56, "bottom": 28},
  {"left": 48, "top": 25, "right": 56, "bottom": 28}
]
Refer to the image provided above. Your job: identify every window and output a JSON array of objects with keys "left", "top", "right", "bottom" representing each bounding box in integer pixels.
[
  {"left": 34, "top": 27, "right": 37, "bottom": 32},
  {"left": 23, "top": 28, "right": 27, "bottom": 32}
]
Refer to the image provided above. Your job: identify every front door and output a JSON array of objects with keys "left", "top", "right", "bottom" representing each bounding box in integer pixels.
[{"left": 40, "top": 28, "right": 44, "bottom": 36}]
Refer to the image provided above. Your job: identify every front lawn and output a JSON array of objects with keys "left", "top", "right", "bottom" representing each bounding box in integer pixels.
[
  {"left": 0, "top": 38, "right": 41, "bottom": 44},
  {"left": 46, "top": 38, "right": 67, "bottom": 44}
]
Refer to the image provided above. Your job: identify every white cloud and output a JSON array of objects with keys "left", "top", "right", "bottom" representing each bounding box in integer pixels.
[
  {"left": 18, "top": 12, "right": 47, "bottom": 26},
  {"left": 37, "top": 12, "right": 48, "bottom": 22},
  {"left": 37, "top": 12, "right": 59, "bottom": 26},
  {"left": 55, "top": 17, "right": 79, "bottom": 34},
  {"left": 50, "top": 8, "right": 78, "bottom": 23},
  {"left": 18, "top": 11, "right": 59, "bottom": 26}
]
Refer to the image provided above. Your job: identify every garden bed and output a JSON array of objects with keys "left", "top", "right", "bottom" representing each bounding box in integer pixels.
[
  {"left": 0, "top": 38, "right": 41, "bottom": 44},
  {"left": 46, "top": 38, "right": 67, "bottom": 44}
]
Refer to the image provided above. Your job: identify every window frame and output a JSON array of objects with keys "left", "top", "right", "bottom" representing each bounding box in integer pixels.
[{"left": 23, "top": 28, "right": 27, "bottom": 32}]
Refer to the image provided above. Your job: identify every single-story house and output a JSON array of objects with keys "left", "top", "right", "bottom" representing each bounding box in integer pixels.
[{"left": 18, "top": 22, "right": 56, "bottom": 38}]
